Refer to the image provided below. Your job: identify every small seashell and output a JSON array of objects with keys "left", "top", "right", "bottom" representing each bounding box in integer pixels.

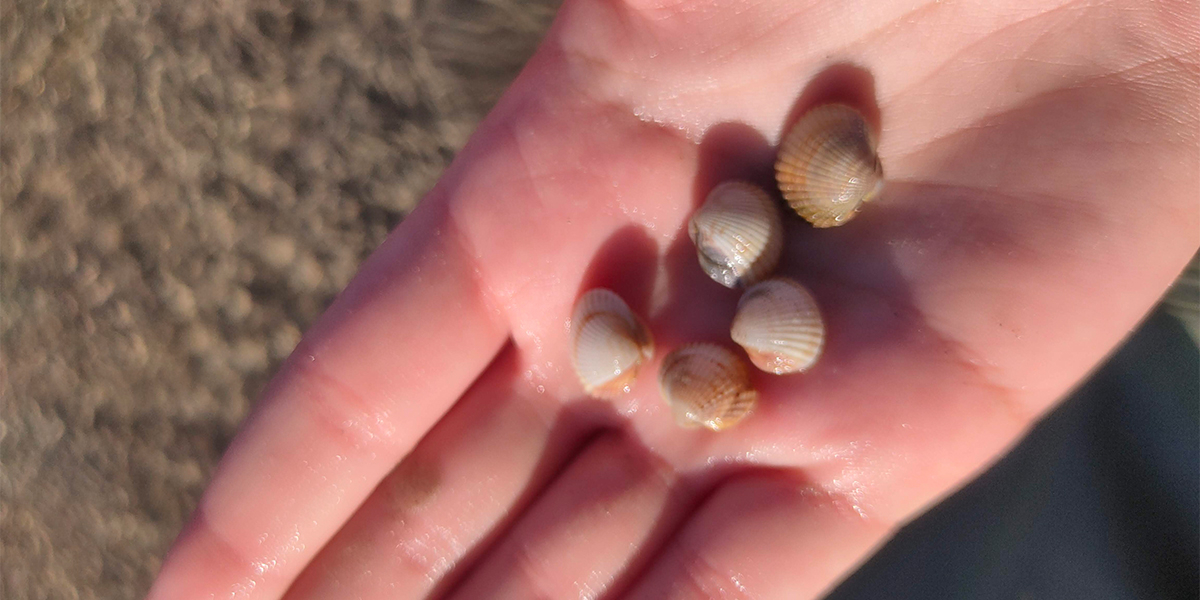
[
  {"left": 775, "top": 104, "right": 884, "bottom": 227},
  {"left": 658, "top": 343, "right": 758, "bottom": 431},
  {"left": 688, "top": 181, "right": 784, "bottom": 288},
  {"left": 571, "top": 289, "right": 654, "bottom": 397},
  {"left": 731, "top": 277, "right": 825, "bottom": 374}
]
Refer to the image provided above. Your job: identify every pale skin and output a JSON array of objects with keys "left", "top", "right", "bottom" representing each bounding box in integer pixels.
[{"left": 147, "top": 0, "right": 1199, "bottom": 598}]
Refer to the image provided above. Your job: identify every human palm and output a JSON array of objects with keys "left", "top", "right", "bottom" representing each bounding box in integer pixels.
[{"left": 149, "top": 0, "right": 1198, "bottom": 598}]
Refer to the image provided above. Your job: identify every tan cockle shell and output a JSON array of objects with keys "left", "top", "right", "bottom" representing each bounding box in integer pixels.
[
  {"left": 688, "top": 181, "right": 784, "bottom": 288},
  {"left": 570, "top": 289, "right": 654, "bottom": 397},
  {"left": 775, "top": 103, "right": 884, "bottom": 227},
  {"left": 658, "top": 343, "right": 758, "bottom": 431},
  {"left": 731, "top": 277, "right": 825, "bottom": 374}
]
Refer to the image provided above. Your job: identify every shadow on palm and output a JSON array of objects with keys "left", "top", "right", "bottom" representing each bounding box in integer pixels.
[{"left": 475, "top": 54, "right": 1147, "bottom": 542}]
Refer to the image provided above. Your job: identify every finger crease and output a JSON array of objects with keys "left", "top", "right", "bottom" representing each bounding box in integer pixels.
[
  {"left": 287, "top": 346, "right": 404, "bottom": 452},
  {"left": 443, "top": 200, "right": 516, "bottom": 335}
]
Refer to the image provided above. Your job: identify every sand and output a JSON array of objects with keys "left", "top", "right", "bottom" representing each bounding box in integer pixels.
[{"left": 1, "top": 0, "right": 555, "bottom": 597}]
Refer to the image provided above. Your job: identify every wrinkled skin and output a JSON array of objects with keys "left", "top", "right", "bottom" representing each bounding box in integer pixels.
[{"left": 149, "top": 0, "right": 1198, "bottom": 598}]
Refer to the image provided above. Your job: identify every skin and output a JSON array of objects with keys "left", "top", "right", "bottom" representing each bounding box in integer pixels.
[{"left": 147, "top": 0, "right": 1199, "bottom": 598}]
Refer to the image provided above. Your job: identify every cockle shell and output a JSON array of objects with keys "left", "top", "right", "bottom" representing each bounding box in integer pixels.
[
  {"left": 731, "top": 277, "right": 825, "bottom": 374},
  {"left": 571, "top": 289, "right": 654, "bottom": 397},
  {"left": 658, "top": 343, "right": 758, "bottom": 431},
  {"left": 688, "top": 181, "right": 784, "bottom": 288},
  {"left": 775, "top": 103, "right": 884, "bottom": 228}
]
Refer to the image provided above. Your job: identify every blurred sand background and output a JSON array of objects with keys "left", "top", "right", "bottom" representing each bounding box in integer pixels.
[
  {"left": 0, "top": 1, "right": 1195, "bottom": 599},
  {"left": 1, "top": 0, "right": 556, "bottom": 596}
]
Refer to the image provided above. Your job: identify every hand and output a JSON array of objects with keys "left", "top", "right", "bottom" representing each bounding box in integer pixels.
[{"left": 148, "top": 0, "right": 1199, "bottom": 598}]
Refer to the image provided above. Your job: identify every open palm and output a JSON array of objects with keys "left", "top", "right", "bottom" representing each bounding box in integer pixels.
[{"left": 149, "top": 0, "right": 1198, "bottom": 598}]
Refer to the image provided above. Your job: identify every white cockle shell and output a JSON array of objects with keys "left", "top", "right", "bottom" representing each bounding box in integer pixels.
[
  {"left": 571, "top": 288, "right": 654, "bottom": 397},
  {"left": 688, "top": 181, "right": 784, "bottom": 288},
  {"left": 731, "top": 277, "right": 825, "bottom": 374}
]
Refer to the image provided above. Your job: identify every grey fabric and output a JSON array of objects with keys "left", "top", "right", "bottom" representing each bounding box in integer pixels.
[{"left": 828, "top": 309, "right": 1200, "bottom": 600}]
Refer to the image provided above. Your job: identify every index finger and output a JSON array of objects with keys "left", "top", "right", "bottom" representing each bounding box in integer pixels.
[{"left": 146, "top": 187, "right": 510, "bottom": 599}]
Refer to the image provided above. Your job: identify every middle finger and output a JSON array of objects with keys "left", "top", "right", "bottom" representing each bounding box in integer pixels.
[{"left": 282, "top": 346, "right": 610, "bottom": 599}]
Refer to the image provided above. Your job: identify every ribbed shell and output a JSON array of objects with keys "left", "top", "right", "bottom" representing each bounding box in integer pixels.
[
  {"left": 688, "top": 181, "right": 784, "bottom": 288},
  {"left": 731, "top": 278, "right": 825, "bottom": 374},
  {"left": 775, "top": 104, "right": 884, "bottom": 228},
  {"left": 571, "top": 289, "right": 654, "bottom": 397},
  {"left": 658, "top": 343, "right": 758, "bottom": 431}
]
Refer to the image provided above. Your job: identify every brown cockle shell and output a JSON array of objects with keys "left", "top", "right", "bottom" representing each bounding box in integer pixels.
[
  {"left": 570, "top": 289, "right": 654, "bottom": 397},
  {"left": 731, "top": 277, "right": 825, "bottom": 374},
  {"left": 688, "top": 181, "right": 784, "bottom": 288},
  {"left": 658, "top": 343, "right": 758, "bottom": 431},
  {"left": 775, "top": 103, "right": 884, "bottom": 227}
]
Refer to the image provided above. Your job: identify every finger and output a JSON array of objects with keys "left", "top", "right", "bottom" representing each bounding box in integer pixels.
[
  {"left": 148, "top": 196, "right": 511, "bottom": 600},
  {"left": 148, "top": 65, "right": 703, "bottom": 599},
  {"left": 447, "top": 432, "right": 679, "bottom": 600},
  {"left": 622, "top": 473, "right": 891, "bottom": 600},
  {"left": 281, "top": 348, "right": 602, "bottom": 600}
]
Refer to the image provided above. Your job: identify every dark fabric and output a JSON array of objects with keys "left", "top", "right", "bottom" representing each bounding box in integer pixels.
[{"left": 828, "top": 310, "right": 1200, "bottom": 600}]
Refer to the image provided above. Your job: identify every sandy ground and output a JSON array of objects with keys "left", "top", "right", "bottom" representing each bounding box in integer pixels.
[
  {"left": 1, "top": 1, "right": 1196, "bottom": 599},
  {"left": 1, "top": 0, "right": 554, "bottom": 597}
]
